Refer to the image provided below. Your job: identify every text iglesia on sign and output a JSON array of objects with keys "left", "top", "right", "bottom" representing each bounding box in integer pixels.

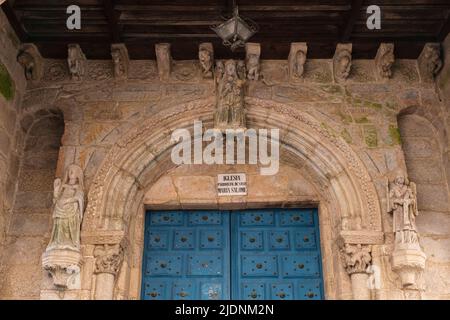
[{"left": 217, "top": 173, "right": 247, "bottom": 196}]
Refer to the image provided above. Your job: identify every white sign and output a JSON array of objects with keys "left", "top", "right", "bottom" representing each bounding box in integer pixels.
[{"left": 217, "top": 173, "right": 247, "bottom": 196}]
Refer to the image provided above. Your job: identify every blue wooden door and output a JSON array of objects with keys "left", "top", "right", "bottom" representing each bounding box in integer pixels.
[
  {"left": 231, "top": 209, "right": 324, "bottom": 300},
  {"left": 141, "top": 208, "right": 323, "bottom": 300},
  {"left": 141, "top": 210, "right": 230, "bottom": 300}
]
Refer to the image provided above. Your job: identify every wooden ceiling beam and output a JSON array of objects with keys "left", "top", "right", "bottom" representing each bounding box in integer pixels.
[
  {"left": 103, "top": 0, "right": 121, "bottom": 43},
  {"left": 341, "top": 0, "right": 363, "bottom": 41},
  {"left": 437, "top": 11, "right": 450, "bottom": 41}
]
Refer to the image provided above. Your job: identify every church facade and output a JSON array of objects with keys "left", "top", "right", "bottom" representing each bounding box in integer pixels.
[{"left": 1, "top": 5, "right": 450, "bottom": 300}]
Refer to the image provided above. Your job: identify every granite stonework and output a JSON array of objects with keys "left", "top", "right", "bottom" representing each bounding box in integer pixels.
[{"left": 0, "top": 12, "right": 450, "bottom": 299}]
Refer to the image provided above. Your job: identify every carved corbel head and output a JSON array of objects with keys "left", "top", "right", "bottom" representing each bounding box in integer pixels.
[
  {"left": 199, "top": 43, "right": 214, "bottom": 79},
  {"left": 245, "top": 43, "right": 261, "bottom": 81},
  {"left": 375, "top": 43, "right": 395, "bottom": 80},
  {"left": 111, "top": 43, "right": 129, "bottom": 79},
  {"left": 333, "top": 43, "right": 352, "bottom": 81},
  {"left": 288, "top": 42, "right": 307, "bottom": 80},
  {"left": 67, "top": 44, "right": 87, "bottom": 81},
  {"left": 418, "top": 43, "right": 442, "bottom": 82},
  {"left": 17, "top": 43, "right": 43, "bottom": 81},
  {"left": 155, "top": 43, "right": 172, "bottom": 81}
]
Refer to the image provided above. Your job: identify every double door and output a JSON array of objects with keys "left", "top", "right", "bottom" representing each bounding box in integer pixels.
[{"left": 141, "top": 209, "right": 323, "bottom": 300}]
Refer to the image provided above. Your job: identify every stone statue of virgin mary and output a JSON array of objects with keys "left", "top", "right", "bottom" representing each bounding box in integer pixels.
[{"left": 46, "top": 164, "right": 85, "bottom": 252}]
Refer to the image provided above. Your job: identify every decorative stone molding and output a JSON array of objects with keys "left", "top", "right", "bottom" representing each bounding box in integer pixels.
[
  {"left": 67, "top": 44, "right": 87, "bottom": 81},
  {"left": 94, "top": 243, "right": 124, "bottom": 276},
  {"left": 418, "top": 43, "right": 442, "bottom": 82},
  {"left": 111, "top": 44, "right": 129, "bottom": 79},
  {"left": 288, "top": 42, "right": 307, "bottom": 80},
  {"left": 199, "top": 43, "right": 214, "bottom": 79},
  {"left": 245, "top": 43, "right": 260, "bottom": 80},
  {"left": 17, "top": 43, "right": 43, "bottom": 81},
  {"left": 155, "top": 43, "right": 172, "bottom": 81},
  {"left": 333, "top": 43, "right": 352, "bottom": 81},
  {"left": 42, "top": 249, "right": 82, "bottom": 296},
  {"left": 375, "top": 43, "right": 395, "bottom": 80}
]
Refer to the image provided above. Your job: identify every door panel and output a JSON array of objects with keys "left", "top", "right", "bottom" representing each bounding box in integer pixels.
[
  {"left": 142, "top": 208, "right": 324, "bottom": 300},
  {"left": 142, "top": 210, "right": 230, "bottom": 300},
  {"left": 231, "top": 208, "right": 324, "bottom": 300}
]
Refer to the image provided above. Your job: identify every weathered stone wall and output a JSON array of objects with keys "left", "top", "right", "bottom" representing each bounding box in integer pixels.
[
  {"left": 0, "top": 36, "right": 449, "bottom": 298},
  {"left": 0, "top": 9, "right": 26, "bottom": 295}
]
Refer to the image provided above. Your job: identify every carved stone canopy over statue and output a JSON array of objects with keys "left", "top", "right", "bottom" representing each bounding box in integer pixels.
[
  {"left": 388, "top": 174, "right": 419, "bottom": 244},
  {"left": 67, "top": 44, "right": 86, "bottom": 81},
  {"left": 214, "top": 59, "right": 246, "bottom": 130},
  {"left": 46, "top": 164, "right": 85, "bottom": 252}
]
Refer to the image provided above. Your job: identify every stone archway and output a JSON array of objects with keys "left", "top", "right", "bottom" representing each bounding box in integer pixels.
[{"left": 80, "top": 97, "right": 384, "bottom": 300}]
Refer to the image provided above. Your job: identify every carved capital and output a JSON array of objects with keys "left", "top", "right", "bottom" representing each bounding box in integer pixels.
[
  {"left": 418, "top": 43, "right": 442, "bottom": 82},
  {"left": 93, "top": 243, "right": 124, "bottom": 276},
  {"left": 375, "top": 43, "right": 395, "bottom": 80},
  {"left": 42, "top": 249, "right": 82, "bottom": 295},
  {"left": 17, "top": 43, "right": 43, "bottom": 81},
  {"left": 340, "top": 243, "right": 372, "bottom": 275},
  {"left": 333, "top": 43, "right": 352, "bottom": 81}
]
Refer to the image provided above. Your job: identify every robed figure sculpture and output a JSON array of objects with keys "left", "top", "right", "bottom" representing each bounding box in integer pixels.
[
  {"left": 214, "top": 59, "right": 246, "bottom": 130},
  {"left": 46, "top": 164, "right": 85, "bottom": 252}
]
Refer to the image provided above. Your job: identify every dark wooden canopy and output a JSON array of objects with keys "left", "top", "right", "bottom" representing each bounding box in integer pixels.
[{"left": 2, "top": 0, "right": 450, "bottom": 60}]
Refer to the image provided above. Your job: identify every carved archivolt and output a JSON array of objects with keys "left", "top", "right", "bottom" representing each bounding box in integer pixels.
[{"left": 83, "top": 97, "right": 382, "bottom": 234}]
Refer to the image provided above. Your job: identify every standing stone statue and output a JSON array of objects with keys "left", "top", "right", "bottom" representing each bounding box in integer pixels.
[
  {"left": 46, "top": 164, "right": 85, "bottom": 252},
  {"left": 388, "top": 174, "right": 419, "bottom": 244},
  {"left": 214, "top": 59, "right": 246, "bottom": 130}
]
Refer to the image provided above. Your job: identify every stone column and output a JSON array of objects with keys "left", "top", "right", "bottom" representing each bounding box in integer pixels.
[
  {"left": 340, "top": 243, "right": 373, "bottom": 300},
  {"left": 93, "top": 243, "right": 124, "bottom": 300}
]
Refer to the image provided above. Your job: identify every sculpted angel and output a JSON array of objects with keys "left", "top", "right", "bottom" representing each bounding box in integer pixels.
[
  {"left": 388, "top": 174, "right": 419, "bottom": 244},
  {"left": 46, "top": 164, "right": 85, "bottom": 252}
]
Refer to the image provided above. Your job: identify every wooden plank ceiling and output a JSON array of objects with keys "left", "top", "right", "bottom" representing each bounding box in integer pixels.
[{"left": 2, "top": 0, "right": 450, "bottom": 60}]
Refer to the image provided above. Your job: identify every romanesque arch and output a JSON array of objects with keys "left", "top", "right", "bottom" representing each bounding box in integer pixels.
[{"left": 80, "top": 97, "right": 384, "bottom": 300}]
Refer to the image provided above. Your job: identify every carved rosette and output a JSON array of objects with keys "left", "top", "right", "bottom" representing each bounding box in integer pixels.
[{"left": 94, "top": 244, "right": 124, "bottom": 276}]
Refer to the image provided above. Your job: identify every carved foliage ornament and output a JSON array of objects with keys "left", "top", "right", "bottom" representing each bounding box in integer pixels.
[{"left": 94, "top": 243, "right": 124, "bottom": 275}]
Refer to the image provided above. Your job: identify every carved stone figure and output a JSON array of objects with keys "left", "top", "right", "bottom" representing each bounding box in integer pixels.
[
  {"left": 375, "top": 43, "right": 395, "bottom": 79},
  {"left": 245, "top": 43, "right": 261, "bottom": 81},
  {"left": 341, "top": 243, "right": 372, "bottom": 275},
  {"left": 17, "top": 43, "right": 43, "bottom": 81},
  {"left": 214, "top": 59, "right": 246, "bottom": 130},
  {"left": 388, "top": 174, "right": 419, "bottom": 244},
  {"left": 111, "top": 43, "right": 129, "bottom": 79},
  {"left": 46, "top": 164, "right": 85, "bottom": 252},
  {"left": 246, "top": 54, "right": 259, "bottom": 80},
  {"left": 333, "top": 43, "right": 352, "bottom": 81},
  {"left": 237, "top": 60, "right": 246, "bottom": 80},
  {"left": 288, "top": 42, "right": 307, "bottom": 80},
  {"left": 199, "top": 43, "right": 214, "bottom": 79},
  {"left": 215, "top": 60, "right": 224, "bottom": 85},
  {"left": 418, "top": 43, "right": 442, "bottom": 82},
  {"left": 67, "top": 44, "right": 86, "bottom": 81},
  {"left": 155, "top": 43, "right": 172, "bottom": 81}
]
